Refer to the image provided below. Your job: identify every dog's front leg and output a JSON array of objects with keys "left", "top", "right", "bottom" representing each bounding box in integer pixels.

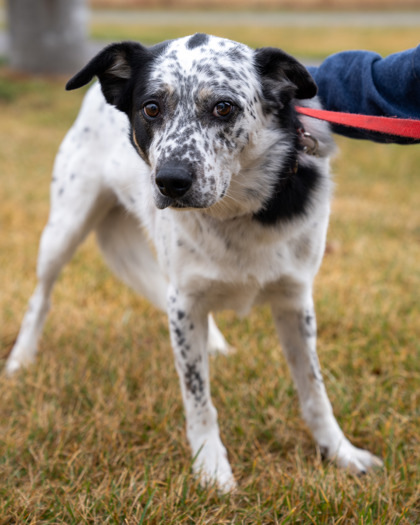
[
  {"left": 272, "top": 294, "right": 383, "bottom": 474},
  {"left": 167, "top": 286, "right": 236, "bottom": 492}
]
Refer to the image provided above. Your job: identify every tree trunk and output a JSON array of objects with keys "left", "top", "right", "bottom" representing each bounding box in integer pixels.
[{"left": 7, "top": 0, "right": 89, "bottom": 75}]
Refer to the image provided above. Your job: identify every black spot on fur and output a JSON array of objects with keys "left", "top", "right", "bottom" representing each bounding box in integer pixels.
[
  {"left": 227, "top": 47, "right": 247, "bottom": 62},
  {"left": 185, "top": 363, "right": 205, "bottom": 400},
  {"left": 320, "top": 446, "right": 329, "bottom": 460},
  {"left": 299, "top": 311, "right": 316, "bottom": 339},
  {"left": 187, "top": 33, "right": 209, "bottom": 50}
]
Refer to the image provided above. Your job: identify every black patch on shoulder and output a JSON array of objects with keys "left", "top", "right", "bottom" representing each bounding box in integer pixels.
[
  {"left": 253, "top": 162, "right": 322, "bottom": 226},
  {"left": 187, "top": 33, "right": 209, "bottom": 50}
]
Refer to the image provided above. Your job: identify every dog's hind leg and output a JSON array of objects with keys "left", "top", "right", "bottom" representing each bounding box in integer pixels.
[
  {"left": 207, "top": 315, "right": 233, "bottom": 356},
  {"left": 271, "top": 292, "right": 383, "bottom": 474},
  {"left": 5, "top": 175, "right": 113, "bottom": 375}
]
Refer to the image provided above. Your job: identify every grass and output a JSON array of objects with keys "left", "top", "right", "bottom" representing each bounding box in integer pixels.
[
  {"left": 0, "top": 25, "right": 419, "bottom": 524},
  {"left": 90, "top": 24, "right": 420, "bottom": 60}
]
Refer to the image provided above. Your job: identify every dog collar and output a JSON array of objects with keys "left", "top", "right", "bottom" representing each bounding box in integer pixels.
[{"left": 297, "top": 127, "right": 319, "bottom": 157}]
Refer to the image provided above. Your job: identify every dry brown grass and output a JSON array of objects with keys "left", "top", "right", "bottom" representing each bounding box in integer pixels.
[
  {"left": 0, "top": 25, "right": 419, "bottom": 523},
  {"left": 90, "top": 23, "right": 420, "bottom": 60}
]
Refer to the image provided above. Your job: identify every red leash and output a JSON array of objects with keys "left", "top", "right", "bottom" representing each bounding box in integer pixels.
[{"left": 296, "top": 106, "right": 420, "bottom": 140}]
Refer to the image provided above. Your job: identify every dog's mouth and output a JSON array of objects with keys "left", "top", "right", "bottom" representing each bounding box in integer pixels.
[
  {"left": 169, "top": 201, "right": 190, "bottom": 209},
  {"left": 158, "top": 199, "right": 190, "bottom": 210},
  {"left": 154, "top": 187, "right": 192, "bottom": 210},
  {"left": 154, "top": 184, "right": 221, "bottom": 211},
  {"left": 154, "top": 192, "right": 206, "bottom": 211},
  {"left": 155, "top": 193, "right": 175, "bottom": 210}
]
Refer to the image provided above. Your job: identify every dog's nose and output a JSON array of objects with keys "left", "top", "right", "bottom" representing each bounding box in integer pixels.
[{"left": 155, "top": 165, "right": 193, "bottom": 199}]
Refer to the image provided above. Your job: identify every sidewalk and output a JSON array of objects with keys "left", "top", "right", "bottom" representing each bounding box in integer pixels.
[
  {"left": 2, "top": 7, "right": 420, "bottom": 29},
  {"left": 1, "top": 8, "right": 420, "bottom": 60}
]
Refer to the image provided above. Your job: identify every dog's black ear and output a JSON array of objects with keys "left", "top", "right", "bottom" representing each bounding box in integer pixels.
[
  {"left": 66, "top": 42, "right": 149, "bottom": 113},
  {"left": 254, "top": 47, "right": 317, "bottom": 101}
]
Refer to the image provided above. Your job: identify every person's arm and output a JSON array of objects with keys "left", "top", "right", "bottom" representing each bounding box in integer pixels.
[{"left": 307, "top": 46, "right": 420, "bottom": 143}]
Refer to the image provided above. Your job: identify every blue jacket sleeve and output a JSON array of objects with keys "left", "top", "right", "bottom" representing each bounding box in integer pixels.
[{"left": 307, "top": 45, "right": 420, "bottom": 143}]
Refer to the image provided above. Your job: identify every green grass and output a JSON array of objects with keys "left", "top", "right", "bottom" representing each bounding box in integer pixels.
[{"left": 0, "top": 26, "right": 419, "bottom": 524}]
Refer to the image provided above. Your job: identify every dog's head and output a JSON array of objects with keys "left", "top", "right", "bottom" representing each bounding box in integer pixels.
[{"left": 67, "top": 34, "right": 317, "bottom": 214}]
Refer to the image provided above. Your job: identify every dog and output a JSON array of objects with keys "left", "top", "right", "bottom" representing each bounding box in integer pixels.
[{"left": 6, "top": 33, "right": 382, "bottom": 491}]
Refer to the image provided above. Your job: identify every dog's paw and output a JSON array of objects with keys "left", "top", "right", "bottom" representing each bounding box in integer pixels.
[
  {"left": 5, "top": 358, "right": 21, "bottom": 376},
  {"left": 4, "top": 353, "right": 31, "bottom": 376},
  {"left": 4, "top": 333, "right": 39, "bottom": 376},
  {"left": 192, "top": 436, "right": 237, "bottom": 493},
  {"left": 325, "top": 439, "right": 383, "bottom": 475},
  {"left": 4, "top": 344, "right": 35, "bottom": 376}
]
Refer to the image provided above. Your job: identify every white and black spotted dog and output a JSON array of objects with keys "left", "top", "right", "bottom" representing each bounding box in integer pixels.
[{"left": 6, "top": 33, "right": 382, "bottom": 491}]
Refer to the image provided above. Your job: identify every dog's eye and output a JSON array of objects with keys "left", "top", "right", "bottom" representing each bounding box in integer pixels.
[
  {"left": 142, "top": 102, "right": 160, "bottom": 119},
  {"left": 213, "top": 102, "right": 234, "bottom": 118}
]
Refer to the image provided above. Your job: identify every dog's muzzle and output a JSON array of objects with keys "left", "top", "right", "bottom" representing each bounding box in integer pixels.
[{"left": 155, "top": 164, "right": 193, "bottom": 200}]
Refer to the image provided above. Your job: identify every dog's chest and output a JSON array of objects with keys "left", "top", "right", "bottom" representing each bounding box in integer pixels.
[
  {"left": 204, "top": 248, "right": 311, "bottom": 316},
  {"left": 156, "top": 213, "right": 324, "bottom": 316}
]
